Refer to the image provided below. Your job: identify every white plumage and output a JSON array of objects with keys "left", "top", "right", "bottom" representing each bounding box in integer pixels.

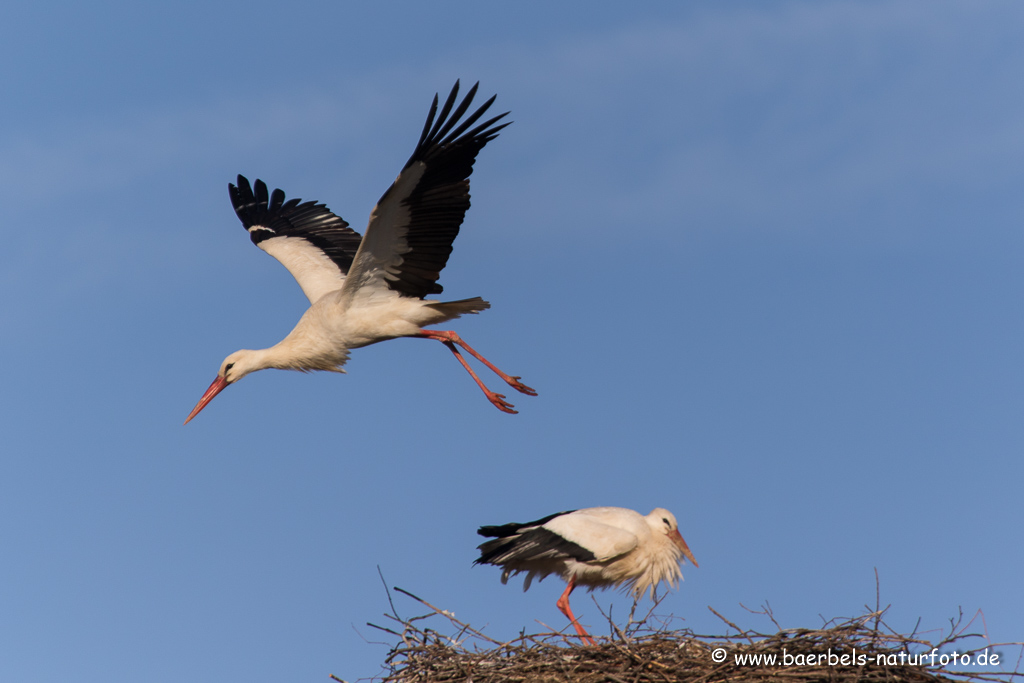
[
  {"left": 184, "top": 81, "right": 536, "bottom": 424},
  {"left": 476, "top": 507, "right": 698, "bottom": 644}
]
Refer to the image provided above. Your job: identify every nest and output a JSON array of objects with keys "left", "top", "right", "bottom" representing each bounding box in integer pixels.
[{"left": 335, "top": 585, "right": 1023, "bottom": 683}]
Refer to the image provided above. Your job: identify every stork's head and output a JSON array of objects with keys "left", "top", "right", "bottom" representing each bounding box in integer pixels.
[
  {"left": 183, "top": 350, "right": 260, "bottom": 425},
  {"left": 647, "top": 508, "right": 698, "bottom": 568}
]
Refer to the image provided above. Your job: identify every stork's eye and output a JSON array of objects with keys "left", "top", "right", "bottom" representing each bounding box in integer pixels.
[
  {"left": 225, "top": 362, "right": 235, "bottom": 372},
  {"left": 662, "top": 517, "right": 671, "bottom": 528}
]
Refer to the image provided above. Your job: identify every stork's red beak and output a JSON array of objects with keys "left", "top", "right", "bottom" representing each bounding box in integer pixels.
[
  {"left": 670, "top": 529, "right": 698, "bottom": 568},
  {"left": 184, "top": 376, "right": 230, "bottom": 425}
]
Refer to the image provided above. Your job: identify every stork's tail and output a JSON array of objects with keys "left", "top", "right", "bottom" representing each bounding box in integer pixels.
[{"left": 427, "top": 296, "right": 491, "bottom": 318}]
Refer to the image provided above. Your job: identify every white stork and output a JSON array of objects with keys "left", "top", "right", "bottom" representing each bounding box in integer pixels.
[
  {"left": 184, "top": 81, "right": 536, "bottom": 424},
  {"left": 475, "top": 507, "right": 698, "bottom": 645}
]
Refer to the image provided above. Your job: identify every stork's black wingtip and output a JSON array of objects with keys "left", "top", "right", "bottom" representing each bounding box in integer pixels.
[{"left": 232, "top": 174, "right": 252, "bottom": 193}]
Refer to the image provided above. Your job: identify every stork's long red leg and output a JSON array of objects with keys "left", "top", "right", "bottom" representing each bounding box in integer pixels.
[
  {"left": 417, "top": 330, "right": 537, "bottom": 396},
  {"left": 555, "top": 575, "right": 596, "bottom": 646},
  {"left": 414, "top": 330, "right": 535, "bottom": 413},
  {"left": 440, "top": 340, "right": 518, "bottom": 413}
]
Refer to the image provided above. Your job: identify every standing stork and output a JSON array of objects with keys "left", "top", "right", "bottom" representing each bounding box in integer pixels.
[
  {"left": 475, "top": 507, "right": 698, "bottom": 645},
  {"left": 184, "top": 81, "right": 536, "bottom": 424}
]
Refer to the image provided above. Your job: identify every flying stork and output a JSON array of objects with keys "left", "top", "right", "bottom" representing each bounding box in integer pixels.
[
  {"left": 185, "top": 81, "right": 536, "bottom": 424},
  {"left": 475, "top": 507, "right": 698, "bottom": 645}
]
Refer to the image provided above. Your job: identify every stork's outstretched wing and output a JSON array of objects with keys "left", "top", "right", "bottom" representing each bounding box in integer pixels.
[
  {"left": 229, "top": 175, "right": 364, "bottom": 304},
  {"left": 340, "top": 80, "right": 510, "bottom": 304}
]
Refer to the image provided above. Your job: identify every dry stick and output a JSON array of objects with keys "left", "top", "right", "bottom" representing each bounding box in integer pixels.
[
  {"left": 635, "top": 593, "right": 672, "bottom": 634},
  {"left": 534, "top": 619, "right": 581, "bottom": 646},
  {"left": 708, "top": 606, "right": 755, "bottom": 644},
  {"left": 365, "top": 622, "right": 404, "bottom": 638},
  {"left": 392, "top": 586, "right": 504, "bottom": 646},
  {"left": 739, "top": 601, "right": 782, "bottom": 632},
  {"left": 873, "top": 567, "right": 883, "bottom": 635},
  {"left": 377, "top": 566, "right": 400, "bottom": 619}
]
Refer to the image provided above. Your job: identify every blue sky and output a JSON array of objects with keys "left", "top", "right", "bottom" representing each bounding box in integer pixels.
[{"left": 1, "top": 2, "right": 1022, "bottom": 681}]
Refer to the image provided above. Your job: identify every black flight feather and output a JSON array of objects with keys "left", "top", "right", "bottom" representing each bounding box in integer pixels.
[
  {"left": 475, "top": 528, "right": 597, "bottom": 566},
  {"left": 380, "top": 80, "right": 511, "bottom": 299},
  {"left": 476, "top": 510, "right": 576, "bottom": 539},
  {"left": 228, "top": 175, "right": 364, "bottom": 276},
  {"left": 474, "top": 510, "right": 598, "bottom": 566}
]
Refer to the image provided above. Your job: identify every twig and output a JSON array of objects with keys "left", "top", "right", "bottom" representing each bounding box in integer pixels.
[
  {"left": 874, "top": 567, "right": 882, "bottom": 635},
  {"left": 708, "top": 606, "right": 755, "bottom": 644},
  {"left": 392, "top": 586, "right": 503, "bottom": 646},
  {"left": 377, "top": 566, "right": 399, "bottom": 619}
]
